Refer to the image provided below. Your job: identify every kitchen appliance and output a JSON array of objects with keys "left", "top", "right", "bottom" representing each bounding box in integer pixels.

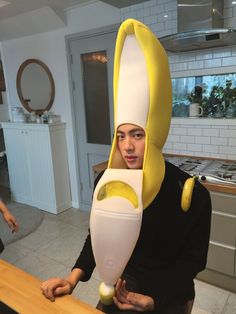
[
  {"left": 160, "top": 0, "right": 236, "bottom": 52},
  {"left": 165, "top": 156, "right": 236, "bottom": 185}
]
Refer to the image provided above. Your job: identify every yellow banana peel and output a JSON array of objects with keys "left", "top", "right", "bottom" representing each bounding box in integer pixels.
[
  {"left": 108, "top": 18, "right": 172, "bottom": 209},
  {"left": 181, "top": 176, "right": 197, "bottom": 212}
]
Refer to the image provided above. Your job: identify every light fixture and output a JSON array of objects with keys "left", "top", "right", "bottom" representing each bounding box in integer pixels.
[{"left": 232, "top": 1, "right": 236, "bottom": 4}]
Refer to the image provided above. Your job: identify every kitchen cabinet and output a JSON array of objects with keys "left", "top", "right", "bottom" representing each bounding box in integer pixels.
[
  {"left": 198, "top": 191, "right": 236, "bottom": 292},
  {"left": 2, "top": 122, "right": 71, "bottom": 214}
]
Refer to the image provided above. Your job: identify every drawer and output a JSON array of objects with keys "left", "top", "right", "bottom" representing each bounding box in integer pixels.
[
  {"left": 210, "top": 192, "right": 236, "bottom": 215},
  {"left": 210, "top": 212, "right": 236, "bottom": 247},
  {"left": 207, "top": 242, "right": 235, "bottom": 276}
]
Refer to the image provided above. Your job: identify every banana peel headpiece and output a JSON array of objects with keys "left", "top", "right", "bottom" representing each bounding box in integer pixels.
[{"left": 108, "top": 19, "right": 172, "bottom": 209}]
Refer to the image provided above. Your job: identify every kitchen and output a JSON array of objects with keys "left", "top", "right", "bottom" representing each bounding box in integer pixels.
[{"left": 0, "top": 0, "right": 236, "bottom": 313}]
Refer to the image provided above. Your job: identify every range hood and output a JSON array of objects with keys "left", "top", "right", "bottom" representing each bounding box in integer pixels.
[
  {"left": 100, "top": 0, "right": 150, "bottom": 8},
  {"left": 160, "top": 0, "right": 236, "bottom": 52}
]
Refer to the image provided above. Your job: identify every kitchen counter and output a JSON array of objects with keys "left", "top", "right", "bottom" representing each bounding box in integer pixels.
[
  {"left": 200, "top": 180, "right": 236, "bottom": 195},
  {"left": 0, "top": 259, "right": 102, "bottom": 314}
]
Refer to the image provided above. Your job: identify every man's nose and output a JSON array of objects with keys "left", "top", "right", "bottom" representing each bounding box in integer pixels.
[{"left": 124, "top": 137, "right": 134, "bottom": 151}]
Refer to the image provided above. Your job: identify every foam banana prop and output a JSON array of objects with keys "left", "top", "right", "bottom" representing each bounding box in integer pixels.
[
  {"left": 90, "top": 19, "right": 172, "bottom": 305},
  {"left": 181, "top": 176, "right": 197, "bottom": 212}
]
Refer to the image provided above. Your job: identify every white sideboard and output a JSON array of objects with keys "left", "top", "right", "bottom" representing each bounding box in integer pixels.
[{"left": 2, "top": 122, "right": 71, "bottom": 214}]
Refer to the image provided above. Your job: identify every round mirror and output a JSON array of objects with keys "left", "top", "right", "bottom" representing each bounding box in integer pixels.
[{"left": 16, "top": 59, "right": 55, "bottom": 114}]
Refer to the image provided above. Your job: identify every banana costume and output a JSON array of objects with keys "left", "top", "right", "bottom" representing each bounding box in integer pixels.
[{"left": 90, "top": 19, "right": 195, "bottom": 304}]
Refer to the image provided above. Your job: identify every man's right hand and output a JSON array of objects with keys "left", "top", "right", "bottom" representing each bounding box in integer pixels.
[{"left": 41, "top": 277, "right": 74, "bottom": 302}]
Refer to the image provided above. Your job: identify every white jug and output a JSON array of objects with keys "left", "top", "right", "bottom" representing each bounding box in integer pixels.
[{"left": 189, "top": 103, "right": 203, "bottom": 118}]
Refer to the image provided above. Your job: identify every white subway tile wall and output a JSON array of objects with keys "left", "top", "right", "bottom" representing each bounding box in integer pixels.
[
  {"left": 164, "top": 119, "right": 236, "bottom": 159},
  {"left": 120, "top": 0, "right": 236, "bottom": 160}
]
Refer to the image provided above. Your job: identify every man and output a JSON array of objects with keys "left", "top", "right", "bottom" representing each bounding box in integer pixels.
[
  {"left": 41, "top": 19, "right": 211, "bottom": 313},
  {"left": 41, "top": 123, "right": 211, "bottom": 314}
]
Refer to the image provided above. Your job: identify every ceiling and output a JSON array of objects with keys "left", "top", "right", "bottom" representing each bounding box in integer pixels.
[
  {"left": 0, "top": 0, "right": 150, "bottom": 21},
  {"left": 0, "top": 0, "right": 150, "bottom": 40},
  {"left": 0, "top": 0, "right": 90, "bottom": 21}
]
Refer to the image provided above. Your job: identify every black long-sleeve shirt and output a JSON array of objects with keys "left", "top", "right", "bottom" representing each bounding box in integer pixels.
[{"left": 73, "top": 161, "right": 212, "bottom": 311}]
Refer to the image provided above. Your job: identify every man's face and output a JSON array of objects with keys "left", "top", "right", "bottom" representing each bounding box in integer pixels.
[{"left": 117, "top": 124, "right": 145, "bottom": 169}]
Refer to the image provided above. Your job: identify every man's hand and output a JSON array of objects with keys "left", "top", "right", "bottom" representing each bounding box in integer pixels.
[
  {"left": 41, "top": 277, "right": 73, "bottom": 302},
  {"left": 113, "top": 278, "right": 154, "bottom": 312}
]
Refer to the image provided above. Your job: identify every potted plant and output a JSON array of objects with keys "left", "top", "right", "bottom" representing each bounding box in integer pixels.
[
  {"left": 187, "top": 85, "right": 202, "bottom": 104},
  {"left": 187, "top": 85, "right": 205, "bottom": 117},
  {"left": 223, "top": 79, "right": 236, "bottom": 118}
]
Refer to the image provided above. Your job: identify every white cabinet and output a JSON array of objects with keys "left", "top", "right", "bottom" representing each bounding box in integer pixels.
[
  {"left": 197, "top": 191, "right": 236, "bottom": 292},
  {"left": 2, "top": 122, "right": 71, "bottom": 214}
]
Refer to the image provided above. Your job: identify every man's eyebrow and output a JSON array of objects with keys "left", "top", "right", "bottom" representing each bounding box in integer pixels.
[
  {"left": 129, "top": 128, "right": 145, "bottom": 134},
  {"left": 117, "top": 128, "right": 145, "bottom": 134}
]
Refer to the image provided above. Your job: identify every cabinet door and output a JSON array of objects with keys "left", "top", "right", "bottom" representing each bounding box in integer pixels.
[
  {"left": 26, "top": 129, "right": 55, "bottom": 210},
  {"left": 3, "top": 128, "right": 31, "bottom": 202}
]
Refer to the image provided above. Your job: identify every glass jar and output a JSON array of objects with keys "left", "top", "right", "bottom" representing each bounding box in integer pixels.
[
  {"left": 11, "top": 107, "right": 26, "bottom": 122},
  {"left": 213, "top": 103, "right": 224, "bottom": 118},
  {"left": 225, "top": 101, "right": 236, "bottom": 118}
]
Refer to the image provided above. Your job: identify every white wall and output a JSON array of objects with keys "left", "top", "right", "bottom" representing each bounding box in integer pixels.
[{"left": 0, "top": 1, "right": 120, "bottom": 207}]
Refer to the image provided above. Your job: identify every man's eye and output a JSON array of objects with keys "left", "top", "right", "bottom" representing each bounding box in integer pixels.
[
  {"left": 134, "top": 132, "right": 144, "bottom": 139},
  {"left": 117, "top": 134, "right": 124, "bottom": 140}
]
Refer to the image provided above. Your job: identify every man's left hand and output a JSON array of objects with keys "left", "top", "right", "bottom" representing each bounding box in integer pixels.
[{"left": 113, "top": 278, "right": 155, "bottom": 312}]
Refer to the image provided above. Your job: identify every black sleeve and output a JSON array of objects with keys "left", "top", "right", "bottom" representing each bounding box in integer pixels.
[
  {"left": 150, "top": 187, "right": 212, "bottom": 310},
  {"left": 71, "top": 171, "right": 105, "bottom": 281}
]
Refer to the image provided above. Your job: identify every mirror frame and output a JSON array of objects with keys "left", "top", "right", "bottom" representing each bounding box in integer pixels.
[{"left": 16, "top": 58, "right": 55, "bottom": 115}]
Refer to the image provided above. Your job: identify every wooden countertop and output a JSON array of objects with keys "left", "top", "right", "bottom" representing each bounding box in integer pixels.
[
  {"left": 92, "top": 159, "right": 236, "bottom": 195},
  {"left": 0, "top": 259, "right": 102, "bottom": 314}
]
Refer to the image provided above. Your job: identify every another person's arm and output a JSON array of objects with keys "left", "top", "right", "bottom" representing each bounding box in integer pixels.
[{"left": 0, "top": 200, "right": 19, "bottom": 233}]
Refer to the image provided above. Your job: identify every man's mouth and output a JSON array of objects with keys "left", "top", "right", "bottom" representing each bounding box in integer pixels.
[{"left": 125, "top": 156, "right": 137, "bottom": 162}]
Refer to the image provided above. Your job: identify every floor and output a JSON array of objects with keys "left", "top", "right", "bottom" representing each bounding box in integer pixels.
[{"left": 1, "top": 207, "right": 236, "bottom": 314}]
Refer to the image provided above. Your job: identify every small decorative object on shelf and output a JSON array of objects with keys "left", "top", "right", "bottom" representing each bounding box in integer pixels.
[
  {"left": 29, "top": 111, "right": 37, "bottom": 123},
  {"left": 42, "top": 111, "right": 49, "bottom": 123},
  {"left": 11, "top": 107, "right": 27, "bottom": 123},
  {"left": 0, "top": 150, "right": 6, "bottom": 165}
]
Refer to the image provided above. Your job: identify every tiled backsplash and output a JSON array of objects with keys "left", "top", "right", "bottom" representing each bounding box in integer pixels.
[{"left": 164, "top": 118, "right": 236, "bottom": 160}]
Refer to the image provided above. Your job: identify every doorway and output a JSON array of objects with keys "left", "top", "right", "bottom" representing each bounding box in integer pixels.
[{"left": 68, "top": 25, "right": 118, "bottom": 211}]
